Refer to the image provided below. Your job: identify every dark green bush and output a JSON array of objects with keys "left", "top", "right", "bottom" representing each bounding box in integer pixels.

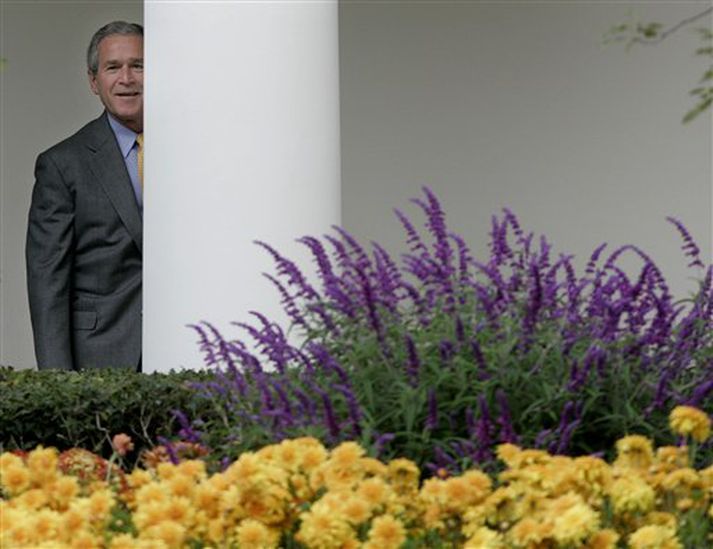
[{"left": 0, "top": 367, "right": 213, "bottom": 465}]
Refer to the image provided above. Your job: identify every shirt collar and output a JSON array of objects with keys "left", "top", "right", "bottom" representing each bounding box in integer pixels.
[{"left": 107, "top": 112, "right": 139, "bottom": 159}]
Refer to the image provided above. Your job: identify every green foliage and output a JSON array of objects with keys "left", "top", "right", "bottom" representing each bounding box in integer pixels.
[
  {"left": 0, "top": 367, "right": 213, "bottom": 465},
  {"left": 605, "top": 8, "right": 713, "bottom": 123}
]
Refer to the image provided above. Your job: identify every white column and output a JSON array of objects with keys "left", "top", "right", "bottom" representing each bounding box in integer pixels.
[{"left": 143, "top": 1, "right": 341, "bottom": 372}]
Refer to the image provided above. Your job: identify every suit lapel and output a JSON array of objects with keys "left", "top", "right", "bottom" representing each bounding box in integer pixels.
[{"left": 85, "top": 114, "right": 143, "bottom": 254}]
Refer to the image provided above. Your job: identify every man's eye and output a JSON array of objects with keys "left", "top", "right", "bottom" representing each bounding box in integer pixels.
[{"left": 133, "top": 63, "right": 143, "bottom": 70}]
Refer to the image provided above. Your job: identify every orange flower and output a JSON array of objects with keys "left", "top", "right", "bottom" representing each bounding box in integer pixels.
[{"left": 112, "top": 434, "right": 135, "bottom": 456}]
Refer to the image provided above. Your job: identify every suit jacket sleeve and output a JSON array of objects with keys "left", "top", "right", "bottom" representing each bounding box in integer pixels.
[{"left": 26, "top": 151, "right": 75, "bottom": 370}]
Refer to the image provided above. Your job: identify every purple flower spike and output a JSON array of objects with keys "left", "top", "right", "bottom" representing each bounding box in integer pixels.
[
  {"left": 425, "top": 389, "right": 439, "bottom": 431},
  {"left": 404, "top": 335, "right": 420, "bottom": 386},
  {"left": 666, "top": 217, "right": 705, "bottom": 269}
]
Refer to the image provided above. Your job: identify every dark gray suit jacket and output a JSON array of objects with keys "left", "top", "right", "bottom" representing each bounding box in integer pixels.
[{"left": 26, "top": 112, "right": 142, "bottom": 370}]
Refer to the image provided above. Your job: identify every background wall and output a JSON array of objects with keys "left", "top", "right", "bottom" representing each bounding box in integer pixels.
[
  {"left": 1, "top": 1, "right": 143, "bottom": 369},
  {"left": 340, "top": 2, "right": 711, "bottom": 300},
  {"left": 1, "top": 1, "right": 711, "bottom": 369}
]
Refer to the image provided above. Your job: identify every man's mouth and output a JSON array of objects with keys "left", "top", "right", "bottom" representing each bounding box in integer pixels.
[{"left": 116, "top": 92, "right": 141, "bottom": 97}]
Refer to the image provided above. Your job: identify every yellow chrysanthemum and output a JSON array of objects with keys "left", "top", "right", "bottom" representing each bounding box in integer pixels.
[
  {"left": 367, "top": 514, "right": 406, "bottom": 549},
  {"left": 669, "top": 406, "right": 711, "bottom": 442},
  {"left": 357, "top": 477, "right": 390, "bottom": 508},
  {"left": 143, "top": 520, "right": 186, "bottom": 548},
  {"left": 234, "top": 519, "right": 278, "bottom": 549},
  {"left": 610, "top": 475, "right": 655, "bottom": 515},
  {"left": 628, "top": 524, "right": 682, "bottom": 549},
  {"left": 585, "top": 529, "right": 620, "bottom": 549},
  {"left": 614, "top": 435, "right": 654, "bottom": 469},
  {"left": 464, "top": 526, "right": 505, "bottom": 548},
  {"left": 1, "top": 463, "right": 31, "bottom": 495},
  {"left": 341, "top": 496, "right": 371, "bottom": 525},
  {"left": 508, "top": 517, "right": 552, "bottom": 547},
  {"left": 109, "top": 533, "right": 141, "bottom": 549},
  {"left": 27, "top": 447, "right": 58, "bottom": 486},
  {"left": 330, "top": 441, "right": 365, "bottom": 468},
  {"left": 295, "top": 507, "right": 352, "bottom": 549},
  {"left": 551, "top": 496, "right": 599, "bottom": 546}
]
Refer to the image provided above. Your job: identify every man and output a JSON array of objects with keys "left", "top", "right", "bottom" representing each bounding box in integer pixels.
[{"left": 26, "top": 21, "right": 144, "bottom": 370}]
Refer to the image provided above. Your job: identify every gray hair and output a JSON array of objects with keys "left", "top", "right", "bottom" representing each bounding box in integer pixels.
[{"left": 87, "top": 21, "right": 143, "bottom": 75}]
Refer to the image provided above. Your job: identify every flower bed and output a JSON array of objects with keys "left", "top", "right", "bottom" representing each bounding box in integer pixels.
[{"left": 1, "top": 407, "right": 711, "bottom": 548}]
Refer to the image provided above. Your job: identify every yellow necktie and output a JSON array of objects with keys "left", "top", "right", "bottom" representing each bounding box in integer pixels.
[{"left": 136, "top": 133, "right": 144, "bottom": 188}]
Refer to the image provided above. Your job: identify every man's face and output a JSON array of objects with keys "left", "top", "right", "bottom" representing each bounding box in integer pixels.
[{"left": 88, "top": 34, "right": 143, "bottom": 132}]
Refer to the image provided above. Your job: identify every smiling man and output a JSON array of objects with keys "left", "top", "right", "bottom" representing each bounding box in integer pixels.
[{"left": 26, "top": 22, "right": 144, "bottom": 371}]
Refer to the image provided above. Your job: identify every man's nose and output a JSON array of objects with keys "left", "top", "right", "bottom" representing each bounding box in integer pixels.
[{"left": 118, "top": 66, "right": 135, "bottom": 84}]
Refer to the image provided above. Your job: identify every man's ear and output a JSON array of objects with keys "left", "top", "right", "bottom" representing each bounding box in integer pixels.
[{"left": 88, "top": 70, "right": 99, "bottom": 95}]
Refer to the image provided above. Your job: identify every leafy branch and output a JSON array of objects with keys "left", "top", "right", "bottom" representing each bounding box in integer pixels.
[{"left": 605, "top": 7, "right": 713, "bottom": 123}]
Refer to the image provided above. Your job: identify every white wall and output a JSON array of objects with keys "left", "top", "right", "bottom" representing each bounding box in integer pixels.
[
  {"left": 1, "top": 1, "right": 143, "bottom": 369},
  {"left": 340, "top": 3, "right": 711, "bottom": 299}
]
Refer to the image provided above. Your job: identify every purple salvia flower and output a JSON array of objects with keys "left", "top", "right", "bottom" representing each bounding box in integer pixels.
[
  {"left": 189, "top": 323, "right": 218, "bottom": 367},
  {"left": 157, "top": 437, "right": 180, "bottom": 465},
  {"left": 666, "top": 217, "right": 705, "bottom": 269},
  {"left": 404, "top": 334, "right": 420, "bottom": 386},
  {"left": 474, "top": 395, "right": 494, "bottom": 463},
  {"left": 687, "top": 377, "right": 713, "bottom": 407},
  {"left": 331, "top": 225, "right": 372, "bottom": 270},
  {"left": 172, "top": 409, "right": 203, "bottom": 443},
  {"left": 450, "top": 232, "right": 474, "bottom": 287},
  {"left": 298, "top": 235, "right": 337, "bottom": 286},
  {"left": 255, "top": 240, "right": 319, "bottom": 300},
  {"left": 425, "top": 389, "right": 439, "bottom": 431},
  {"left": 495, "top": 389, "right": 518, "bottom": 444},
  {"left": 585, "top": 243, "right": 608, "bottom": 277},
  {"left": 394, "top": 208, "right": 430, "bottom": 258},
  {"left": 371, "top": 243, "right": 400, "bottom": 313},
  {"left": 470, "top": 339, "right": 489, "bottom": 380},
  {"left": 308, "top": 342, "right": 350, "bottom": 385},
  {"left": 439, "top": 340, "right": 455, "bottom": 366},
  {"left": 319, "top": 390, "right": 341, "bottom": 440},
  {"left": 262, "top": 273, "right": 308, "bottom": 328},
  {"left": 373, "top": 433, "right": 396, "bottom": 457},
  {"left": 455, "top": 316, "right": 465, "bottom": 343}
]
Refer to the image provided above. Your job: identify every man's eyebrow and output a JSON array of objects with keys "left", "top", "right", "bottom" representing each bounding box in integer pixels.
[{"left": 102, "top": 57, "right": 144, "bottom": 66}]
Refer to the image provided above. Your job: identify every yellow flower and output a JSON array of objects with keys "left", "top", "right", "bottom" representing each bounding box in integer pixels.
[
  {"left": 15, "top": 488, "right": 49, "bottom": 510},
  {"left": 628, "top": 525, "right": 682, "bottom": 549},
  {"left": 87, "top": 488, "right": 115, "bottom": 521},
  {"left": 464, "top": 526, "right": 505, "bottom": 548},
  {"left": 367, "top": 514, "right": 406, "bottom": 549},
  {"left": 175, "top": 459, "right": 206, "bottom": 480},
  {"left": 644, "top": 511, "right": 677, "bottom": 530},
  {"left": 614, "top": 435, "right": 654, "bottom": 469},
  {"left": 585, "top": 529, "right": 620, "bottom": 549},
  {"left": 341, "top": 496, "right": 372, "bottom": 525},
  {"left": 27, "top": 447, "right": 58, "bottom": 486},
  {"left": 669, "top": 406, "right": 711, "bottom": 442},
  {"left": 357, "top": 477, "right": 390, "bottom": 508},
  {"left": 295, "top": 506, "right": 352, "bottom": 549},
  {"left": 32, "top": 508, "right": 62, "bottom": 541},
  {"left": 50, "top": 475, "right": 80, "bottom": 508},
  {"left": 110, "top": 533, "right": 141, "bottom": 549},
  {"left": 234, "top": 519, "right": 278, "bottom": 548},
  {"left": 508, "top": 517, "right": 552, "bottom": 547},
  {"left": 330, "top": 441, "right": 365, "bottom": 469},
  {"left": 144, "top": 520, "right": 186, "bottom": 548},
  {"left": 550, "top": 496, "right": 599, "bottom": 546},
  {"left": 610, "top": 475, "right": 655, "bottom": 515},
  {"left": 1, "top": 463, "right": 31, "bottom": 495}
]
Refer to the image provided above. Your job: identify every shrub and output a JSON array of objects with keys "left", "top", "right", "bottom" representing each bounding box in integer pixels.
[
  {"left": 0, "top": 368, "right": 213, "bottom": 464},
  {"left": 186, "top": 188, "right": 712, "bottom": 471}
]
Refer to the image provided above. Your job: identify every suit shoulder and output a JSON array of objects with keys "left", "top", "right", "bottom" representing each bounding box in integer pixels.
[{"left": 38, "top": 114, "right": 110, "bottom": 161}]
